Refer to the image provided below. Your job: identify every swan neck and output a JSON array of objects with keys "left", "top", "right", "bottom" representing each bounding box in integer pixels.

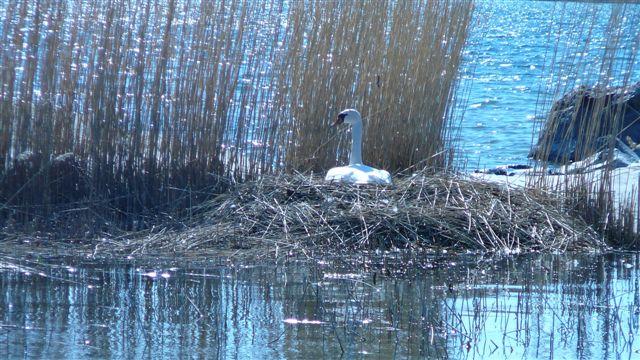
[{"left": 350, "top": 121, "right": 363, "bottom": 165}]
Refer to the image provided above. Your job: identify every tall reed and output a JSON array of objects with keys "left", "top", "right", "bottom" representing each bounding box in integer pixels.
[
  {"left": 0, "top": 0, "right": 473, "bottom": 229},
  {"left": 530, "top": 2, "right": 640, "bottom": 246},
  {"left": 275, "top": 1, "right": 472, "bottom": 173}
]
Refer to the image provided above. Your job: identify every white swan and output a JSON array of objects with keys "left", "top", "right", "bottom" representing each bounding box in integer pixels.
[{"left": 325, "top": 109, "right": 392, "bottom": 185}]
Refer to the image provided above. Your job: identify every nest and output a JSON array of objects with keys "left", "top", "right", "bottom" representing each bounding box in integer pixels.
[{"left": 123, "top": 170, "right": 605, "bottom": 257}]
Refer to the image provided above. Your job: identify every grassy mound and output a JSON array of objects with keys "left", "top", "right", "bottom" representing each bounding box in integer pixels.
[{"left": 123, "top": 170, "right": 605, "bottom": 256}]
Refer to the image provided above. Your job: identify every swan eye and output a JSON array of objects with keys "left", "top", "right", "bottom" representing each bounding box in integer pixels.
[{"left": 333, "top": 113, "right": 346, "bottom": 126}]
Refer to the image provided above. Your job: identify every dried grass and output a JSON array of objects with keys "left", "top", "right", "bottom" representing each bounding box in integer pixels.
[
  {"left": 119, "top": 170, "right": 604, "bottom": 256},
  {"left": 278, "top": 1, "right": 472, "bottom": 173},
  {"left": 0, "top": 0, "right": 473, "bottom": 227}
]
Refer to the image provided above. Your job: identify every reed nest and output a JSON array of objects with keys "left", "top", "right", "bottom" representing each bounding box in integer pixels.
[{"left": 123, "top": 171, "right": 606, "bottom": 256}]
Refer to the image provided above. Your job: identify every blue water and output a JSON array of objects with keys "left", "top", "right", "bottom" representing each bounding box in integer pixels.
[
  {"left": 1, "top": 253, "right": 639, "bottom": 359},
  {"left": 458, "top": 1, "right": 640, "bottom": 169}
]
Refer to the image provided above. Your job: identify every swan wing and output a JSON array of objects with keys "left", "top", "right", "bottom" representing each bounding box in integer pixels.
[
  {"left": 325, "top": 165, "right": 392, "bottom": 185},
  {"left": 325, "top": 166, "right": 355, "bottom": 182},
  {"left": 354, "top": 164, "right": 392, "bottom": 185}
]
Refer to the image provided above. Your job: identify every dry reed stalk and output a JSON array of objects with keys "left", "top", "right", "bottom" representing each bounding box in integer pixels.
[
  {"left": 118, "top": 170, "right": 605, "bottom": 256},
  {"left": 531, "top": 2, "right": 640, "bottom": 247},
  {"left": 0, "top": 0, "right": 474, "bottom": 230},
  {"left": 0, "top": 0, "right": 283, "bottom": 223},
  {"left": 275, "top": 1, "right": 473, "bottom": 174}
]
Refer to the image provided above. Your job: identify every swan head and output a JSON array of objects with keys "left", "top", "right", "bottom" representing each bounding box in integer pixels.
[{"left": 332, "top": 109, "right": 362, "bottom": 126}]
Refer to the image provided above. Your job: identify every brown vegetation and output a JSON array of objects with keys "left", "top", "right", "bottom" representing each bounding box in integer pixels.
[
  {"left": 118, "top": 170, "right": 605, "bottom": 256},
  {"left": 0, "top": 0, "right": 473, "bottom": 230}
]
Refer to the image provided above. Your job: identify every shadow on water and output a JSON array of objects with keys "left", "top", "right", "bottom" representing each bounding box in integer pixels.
[{"left": 0, "top": 253, "right": 639, "bottom": 359}]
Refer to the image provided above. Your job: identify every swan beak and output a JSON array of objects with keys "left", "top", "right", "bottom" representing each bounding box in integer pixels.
[{"left": 332, "top": 113, "right": 346, "bottom": 126}]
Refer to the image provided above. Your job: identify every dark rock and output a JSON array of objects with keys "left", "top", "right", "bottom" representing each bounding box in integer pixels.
[
  {"left": 563, "top": 139, "right": 640, "bottom": 174},
  {"left": 530, "top": 82, "right": 640, "bottom": 164},
  {"left": 475, "top": 167, "right": 512, "bottom": 176},
  {"left": 506, "top": 164, "right": 532, "bottom": 170},
  {"left": 474, "top": 164, "right": 532, "bottom": 176}
]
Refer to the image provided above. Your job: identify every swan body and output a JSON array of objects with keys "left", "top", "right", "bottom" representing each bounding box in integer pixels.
[
  {"left": 325, "top": 163, "right": 392, "bottom": 185},
  {"left": 324, "top": 109, "right": 392, "bottom": 185}
]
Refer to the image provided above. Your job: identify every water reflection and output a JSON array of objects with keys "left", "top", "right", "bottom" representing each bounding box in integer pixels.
[{"left": 0, "top": 253, "right": 639, "bottom": 358}]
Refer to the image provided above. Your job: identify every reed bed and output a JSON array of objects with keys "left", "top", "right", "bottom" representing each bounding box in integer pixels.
[
  {"left": 279, "top": 1, "right": 472, "bottom": 173},
  {"left": 118, "top": 170, "right": 604, "bottom": 256},
  {"left": 532, "top": 3, "right": 640, "bottom": 164},
  {"left": 530, "top": 2, "right": 640, "bottom": 247},
  {"left": 0, "top": 0, "right": 473, "bottom": 229}
]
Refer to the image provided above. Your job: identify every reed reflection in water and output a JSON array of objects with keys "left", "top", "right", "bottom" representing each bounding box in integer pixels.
[{"left": 0, "top": 253, "right": 639, "bottom": 359}]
